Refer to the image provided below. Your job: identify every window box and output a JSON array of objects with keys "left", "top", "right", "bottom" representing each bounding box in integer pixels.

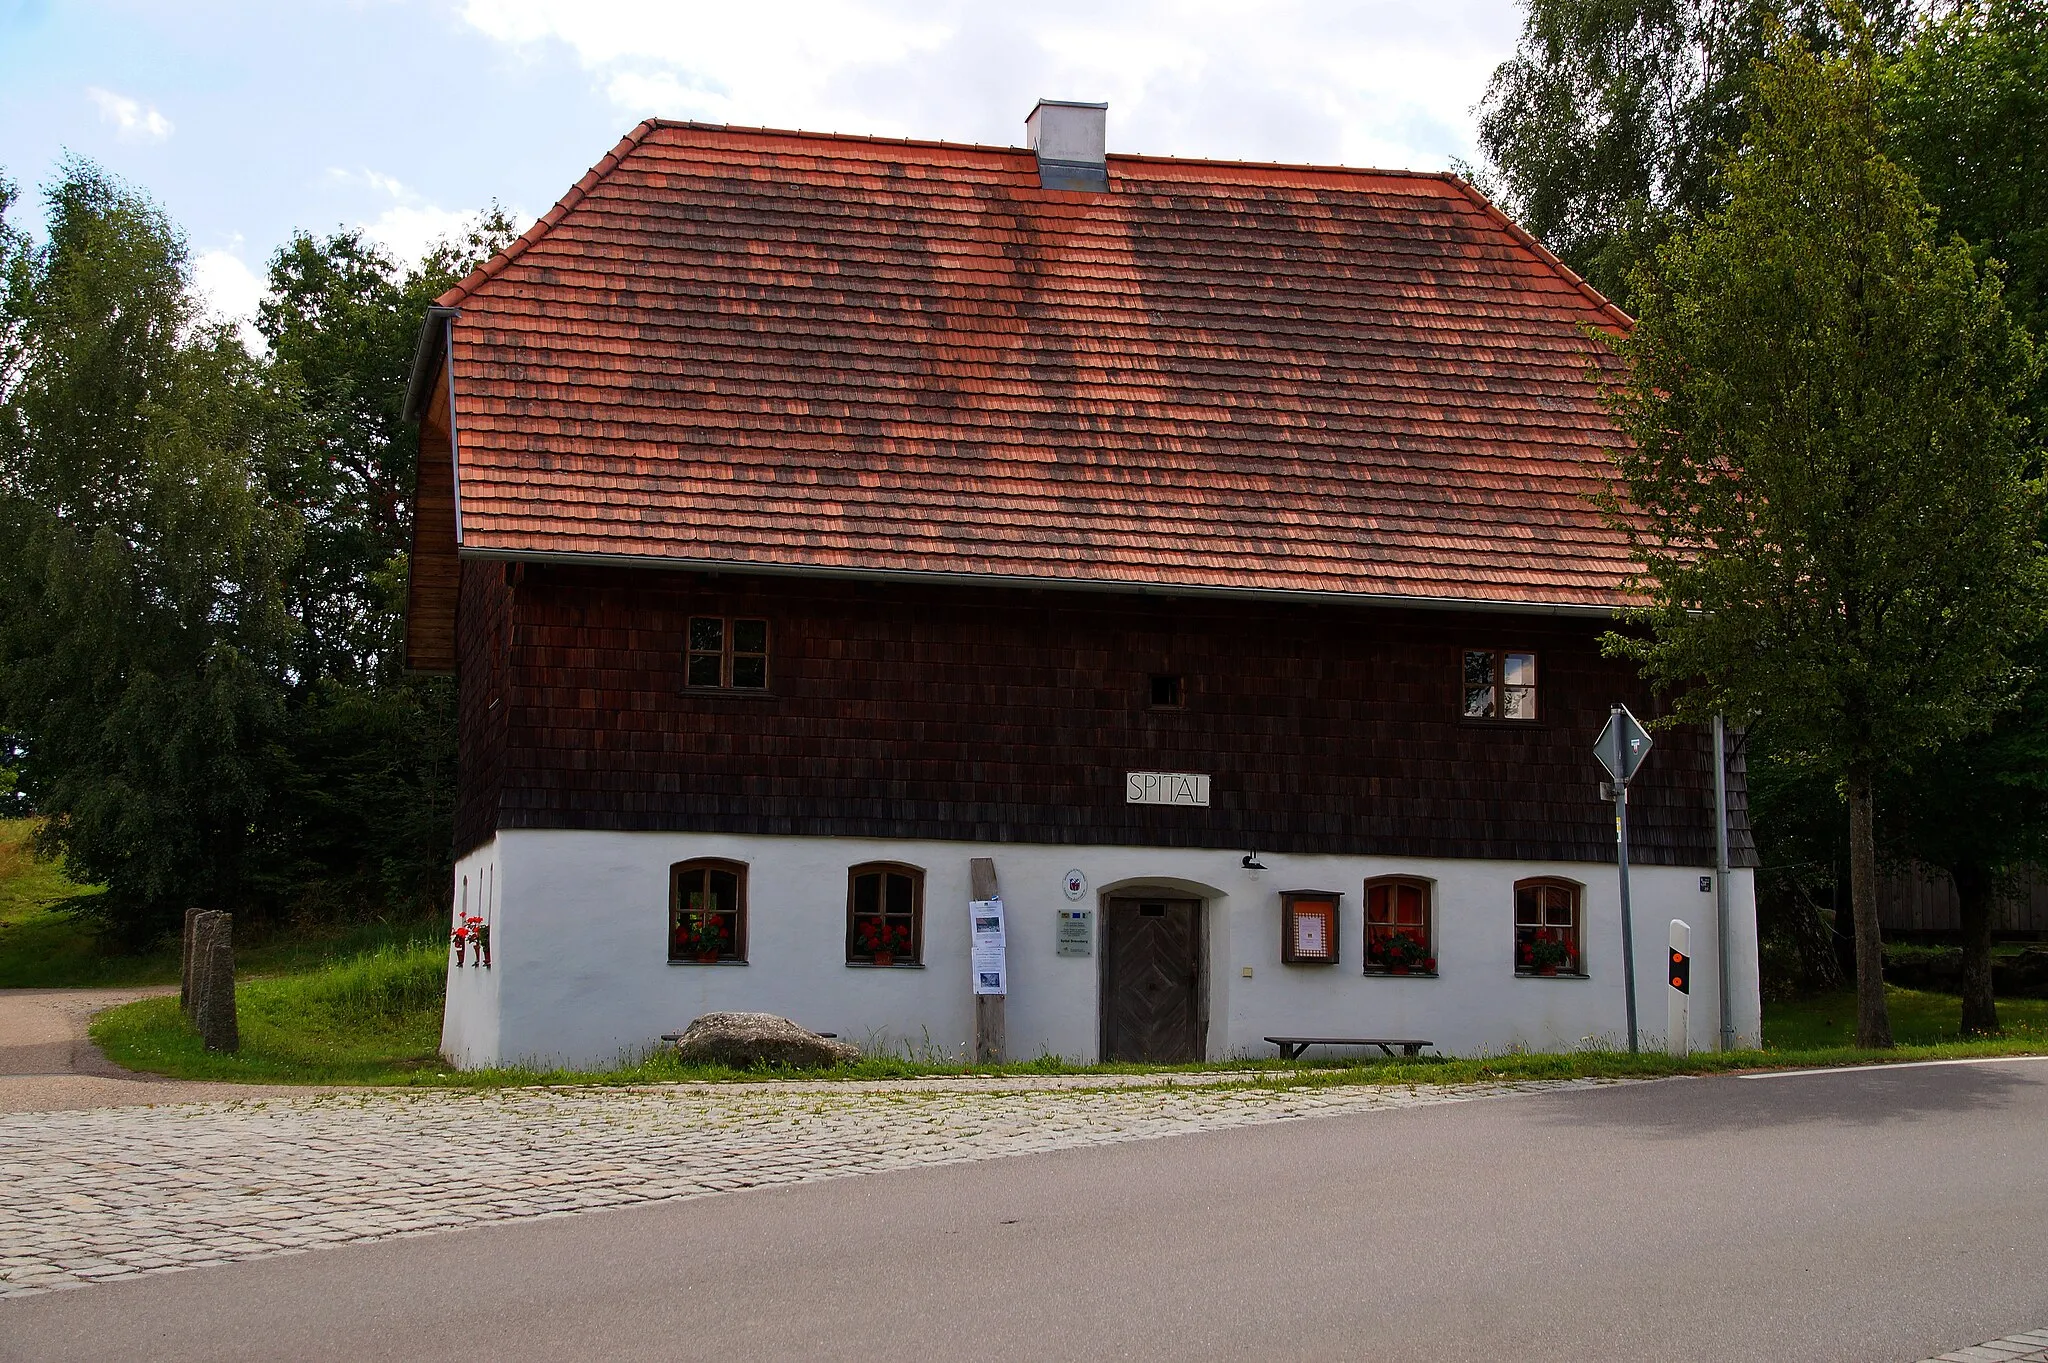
[
  {"left": 848, "top": 862, "right": 924, "bottom": 966},
  {"left": 1364, "top": 877, "right": 1436, "bottom": 976},
  {"left": 1514, "top": 877, "right": 1583, "bottom": 977},
  {"left": 670, "top": 859, "right": 747, "bottom": 964}
]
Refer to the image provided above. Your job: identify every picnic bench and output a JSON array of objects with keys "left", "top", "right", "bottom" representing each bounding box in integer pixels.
[{"left": 1265, "top": 1036, "right": 1434, "bottom": 1060}]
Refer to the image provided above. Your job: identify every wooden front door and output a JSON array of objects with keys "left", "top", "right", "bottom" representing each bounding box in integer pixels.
[{"left": 1101, "top": 897, "right": 1204, "bottom": 1063}]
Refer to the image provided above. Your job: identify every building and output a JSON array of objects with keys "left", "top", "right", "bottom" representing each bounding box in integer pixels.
[{"left": 404, "top": 101, "right": 1762, "bottom": 1069}]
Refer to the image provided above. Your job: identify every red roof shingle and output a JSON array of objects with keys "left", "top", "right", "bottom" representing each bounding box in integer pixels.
[{"left": 433, "top": 120, "right": 1634, "bottom": 611}]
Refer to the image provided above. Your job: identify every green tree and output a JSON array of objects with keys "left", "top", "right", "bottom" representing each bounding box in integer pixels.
[
  {"left": 1599, "top": 23, "right": 2044, "bottom": 1047},
  {"left": 249, "top": 210, "right": 514, "bottom": 916},
  {"left": 1473, "top": 0, "right": 1916, "bottom": 312},
  {"left": 1884, "top": 0, "right": 2048, "bottom": 346},
  {"left": 0, "top": 160, "right": 299, "bottom": 942}
]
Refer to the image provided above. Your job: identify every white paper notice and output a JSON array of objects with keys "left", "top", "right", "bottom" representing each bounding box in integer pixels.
[
  {"left": 970, "top": 897, "right": 1007, "bottom": 996},
  {"left": 1295, "top": 912, "right": 1328, "bottom": 958}
]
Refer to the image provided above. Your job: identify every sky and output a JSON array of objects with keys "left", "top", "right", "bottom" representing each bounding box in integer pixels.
[{"left": 0, "top": 0, "right": 1526, "bottom": 341}]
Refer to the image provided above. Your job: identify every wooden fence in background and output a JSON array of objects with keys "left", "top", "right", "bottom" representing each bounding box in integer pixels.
[{"left": 1879, "top": 866, "right": 2048, "bottom": 935}]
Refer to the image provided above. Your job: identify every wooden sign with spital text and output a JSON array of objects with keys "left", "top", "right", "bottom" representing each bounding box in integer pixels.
[{"left": 1126, "top": 772, "right": 1210, "bottom": 806}]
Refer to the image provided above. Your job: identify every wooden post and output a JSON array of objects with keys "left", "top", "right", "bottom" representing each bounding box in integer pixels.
[
  {"left": 189, "top": 911, "right": 239, "bottom": 1053},
  {"left": 179, "top": 907, "right": 202, "bottom": 1018},
  {"left": 969, "top": 857, "right": 1005, "bottom": 1065}
]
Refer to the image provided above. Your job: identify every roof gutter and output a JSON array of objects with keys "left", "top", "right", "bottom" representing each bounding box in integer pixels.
[
  {"left": 403, "top": 306, "right": 466, "bottom": 546},
  {"left": 402, "top": 305, "right": 462, "bottom": 422},
  {"left": 455, "top": 545, "right": 1627, "bottom": 619}
]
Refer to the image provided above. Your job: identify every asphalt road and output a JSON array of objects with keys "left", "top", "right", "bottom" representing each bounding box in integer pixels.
[{"left": 6, "top": 1058, "right": 2046, "bottom": 1362}]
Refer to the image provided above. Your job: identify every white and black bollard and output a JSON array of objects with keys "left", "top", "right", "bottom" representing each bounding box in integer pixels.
[{"left": 1667, "top": 919, "right": 1691, "bottom": 1058}]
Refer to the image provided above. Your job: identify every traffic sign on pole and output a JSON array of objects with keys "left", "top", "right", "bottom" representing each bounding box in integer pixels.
[
  {"left": 1595, "top": 706, "right": 1654, "bottom": 783},
  {"left": 1667, "top": 919, "right": 1692, "bottom": 1058}
]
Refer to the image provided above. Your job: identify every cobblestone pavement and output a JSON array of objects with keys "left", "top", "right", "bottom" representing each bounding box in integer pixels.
[
  {"left": 0, "top": 1074, "right": 1616, "bottom": 1299},
  {"left": 1924, "top": 1330, "right": 2048, "bottom": 1362}
]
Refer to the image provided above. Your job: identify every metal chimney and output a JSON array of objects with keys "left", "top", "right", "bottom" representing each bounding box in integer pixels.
[{"left": 1026, "top": 99, "right": 1108, "bottom": 192}]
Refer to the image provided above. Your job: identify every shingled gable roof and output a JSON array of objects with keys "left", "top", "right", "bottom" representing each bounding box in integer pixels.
[{"left": 414, "top": 118, "right": 1639, "bottom": 614}]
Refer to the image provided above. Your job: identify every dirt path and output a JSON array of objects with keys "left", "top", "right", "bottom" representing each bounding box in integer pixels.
[{"left": 0, "top": 987, "right": 327, "bottom": 1113}]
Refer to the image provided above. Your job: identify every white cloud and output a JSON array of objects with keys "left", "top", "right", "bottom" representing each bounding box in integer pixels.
[
  {"left": 192, "top": 240, "right": 266, "bottom": 353},
  {"left": 324, "top": 167, "right": 512, "bottom": 267},
  {"left": 363, "top": 202, "right": 488, "bottom": 266},
  {"left": 457, "top": 0, "right": 1519, "bottom": 170},
  {"left": 86, "top": 86, "right": 174, "bottom": 143}
]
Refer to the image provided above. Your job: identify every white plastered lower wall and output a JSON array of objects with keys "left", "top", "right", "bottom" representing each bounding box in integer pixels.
[{"left": 438, "top": 829, "right": 1762, "bottom": 1070}]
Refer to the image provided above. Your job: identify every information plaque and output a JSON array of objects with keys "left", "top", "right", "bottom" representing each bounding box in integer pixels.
[{"left": 1056, "top": 908, "right": 1094, "bottom": 957}]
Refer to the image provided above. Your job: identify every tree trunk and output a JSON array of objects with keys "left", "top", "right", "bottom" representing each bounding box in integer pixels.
[
  {"left": 1953, "top": 863, "right": 2000, "bottom": 1037},
  {"left": 1846, "top": 774, "right": 1893, "bottom": 1048}
]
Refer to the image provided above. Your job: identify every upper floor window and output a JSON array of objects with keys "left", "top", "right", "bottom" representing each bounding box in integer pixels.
[
  {"left": 1514, "top": 878, "right": 1582, "bottom": 976},
  {"left": 1463, "top": 649, "right": 1537, "bottom": 720},
  {"left": 1364, "top": 877, "right": 1435, "bottom": 976},
  {"left": 688, "top": 617, "right": 769, "bottom": 689},
  {"left": 847, "top": 862, "right": 923, "bottom": 966},
  {"left": 1149, "top": 675, "right": 1185, "bottom": 709},
  {"left": 670, "top": 859, "right": 747, "bottom": 963}
]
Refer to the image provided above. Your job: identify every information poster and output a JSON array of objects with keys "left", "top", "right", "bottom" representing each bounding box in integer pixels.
[
  {"left": 1293, "top": 910, "right": 1328, "bottom": 959},
  {"left": 970, "top": 897, "right": 1007, "bottom": 995}
]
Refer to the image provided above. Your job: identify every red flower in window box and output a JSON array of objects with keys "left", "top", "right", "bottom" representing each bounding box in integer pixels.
[
  {"left": 855, "top": 917, "right": 912, "bottom": 965},
  {"left": 675, "top": 912, "right": 728, "bottom": 962},
  {"left": 1529, "top": 931, "right": 1571, "bottom": 975},
  {"left": 451, "top": 914, "right": 489, "bottom": 967},
  {"left": 1376, "top": 930, "right": 1431, "bottom": 975}
]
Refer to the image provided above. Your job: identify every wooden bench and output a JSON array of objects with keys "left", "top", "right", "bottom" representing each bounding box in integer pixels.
[{"left": 1265, "top": 1035, "right": 1434, "bottom": 1060}]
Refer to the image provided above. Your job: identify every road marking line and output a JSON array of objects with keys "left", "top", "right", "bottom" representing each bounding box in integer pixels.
[{"left": 1740, "top": 1055, "right": 2048, "bottom": 1080}]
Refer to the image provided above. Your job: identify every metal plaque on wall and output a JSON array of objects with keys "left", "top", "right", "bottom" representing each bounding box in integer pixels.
[{"left": 1056, "top": 908, "right": 1094, "bottom": 957}]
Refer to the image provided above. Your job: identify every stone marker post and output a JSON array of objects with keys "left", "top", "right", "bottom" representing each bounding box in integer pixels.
[
  {"left": 189, "top": 910, "right": 239, "bottom": 1053},
  {"left": 180, "top": 907, "right": 203, "bottom": 1018}
]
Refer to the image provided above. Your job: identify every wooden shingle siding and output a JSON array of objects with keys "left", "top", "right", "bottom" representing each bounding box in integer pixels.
[
  {"left": 468, "top": 564, "right": 1753, "bottom": 866},
  {"left": 405, "top": 367, "right": 459, "bottom": 673},
  {"left": 455, "top": 560, "right": 513, "bottom": 854}
]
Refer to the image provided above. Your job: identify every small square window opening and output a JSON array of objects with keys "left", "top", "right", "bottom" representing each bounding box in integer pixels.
[
  {"left": 1149, "top": 675, "right": 1185, "bottom": 708},
  {"left": 686, "top": 616, "right": 770, "bottom": 690},
  {"left": 1463, "top": 649, "right": 1538, "bottom": 720}
]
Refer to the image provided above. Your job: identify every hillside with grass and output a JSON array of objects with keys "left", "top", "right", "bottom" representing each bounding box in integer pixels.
[{"left": 0, "top": 818, "right": 145, "bottom": 988}]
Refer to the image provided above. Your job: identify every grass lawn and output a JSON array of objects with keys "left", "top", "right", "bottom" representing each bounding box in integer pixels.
[
  {"left": 88, "top": 935, "right": 2048, "bottom": 1090},
  {"left": 1764, "top": 987, "right": 2048, "bottom": 1049}
]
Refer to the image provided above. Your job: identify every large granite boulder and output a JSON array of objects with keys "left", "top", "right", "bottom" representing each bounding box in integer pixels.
[{"left": 670, "top": 1012, "right": 860, "bottom": 1069}]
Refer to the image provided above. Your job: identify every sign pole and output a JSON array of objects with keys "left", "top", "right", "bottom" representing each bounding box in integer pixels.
[
  {"left": 1712, "top": 713, "right": 1734, "bottom": 1051},
  {"left": 1594, "top": 704, "right": 1652, "bottom": 1057},
  {"left": 1617, "top": 760, "right": 1639, "bottom": 1055}
]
